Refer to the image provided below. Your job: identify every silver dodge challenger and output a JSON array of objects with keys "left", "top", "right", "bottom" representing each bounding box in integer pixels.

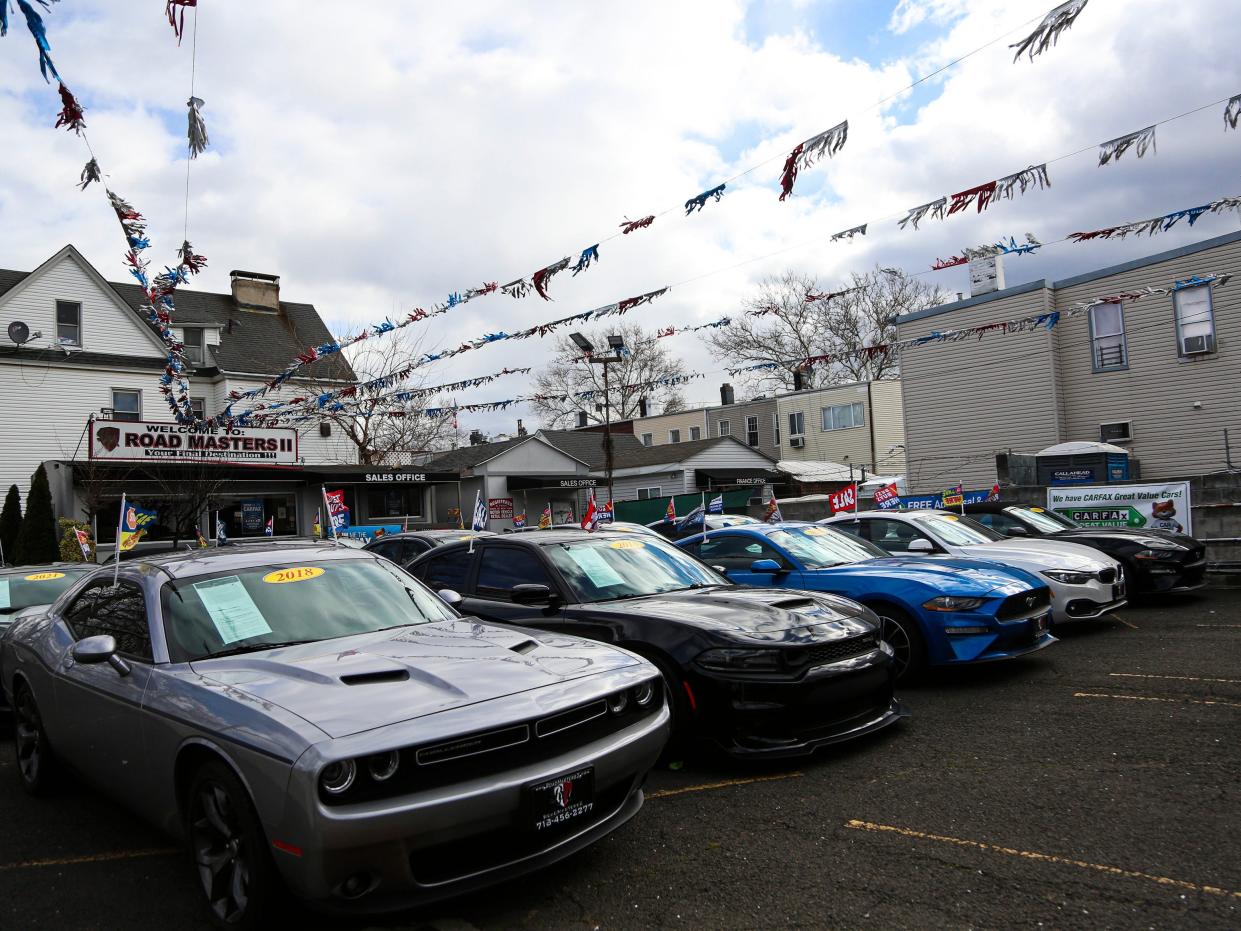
[{"left": 0, "top": 543, "right": 668, "bottom": 926}]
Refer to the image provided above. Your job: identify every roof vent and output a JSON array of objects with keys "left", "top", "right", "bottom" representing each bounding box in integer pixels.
[{"left": 230, "top": 270, "right": 281, "bottom": 313}]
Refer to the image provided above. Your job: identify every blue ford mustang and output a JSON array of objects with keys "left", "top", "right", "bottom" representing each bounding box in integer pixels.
[{"left": 677, "top": 522, "right": 1056, "bottom": 680}]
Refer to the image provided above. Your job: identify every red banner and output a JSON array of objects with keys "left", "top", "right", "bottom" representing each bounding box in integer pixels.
[
  {"left": 873, "top": 482, "right": 900, "bottom": 510},
  {"left": 829, "top": 484, "right": 858, "bottom": 515}
]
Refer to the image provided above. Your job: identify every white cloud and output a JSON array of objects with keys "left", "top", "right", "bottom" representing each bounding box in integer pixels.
[{"left": 2, "top": 0, "right": 1240, "bottom": 437}]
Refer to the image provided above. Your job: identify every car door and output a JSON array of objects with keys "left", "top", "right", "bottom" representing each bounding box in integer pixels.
[
  {"left": 458, "top": 544, "right": 574, "bottom": 633},
  {"left": 859, "top": 518, "right": 943, "bottom": 555},
  {"left": 412, "top": 548, "right": 473, "bottom": 595},
  {"left": 695, "top": 533, "right": 793, "bottom": 587},
  {"left": 53, "top": 578, "right": 155, "bottom": 807}
]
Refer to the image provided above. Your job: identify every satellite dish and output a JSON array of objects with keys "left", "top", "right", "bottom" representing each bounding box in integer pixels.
[{"left": 7, "top": 321, "right": 30, "bottom": 345}]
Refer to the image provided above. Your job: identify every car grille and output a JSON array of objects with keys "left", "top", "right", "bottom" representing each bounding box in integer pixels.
[
  {"left": 793, "top": 633, "right": 878, "bottom": 669},
  {"left": 1097, "top": 567, "right": 1117, "bottom": 584},
  {"left": 996, "top": 588, "right": 1051, "bottom": 620}
]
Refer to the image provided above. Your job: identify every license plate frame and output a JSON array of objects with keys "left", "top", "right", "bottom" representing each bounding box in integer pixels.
[
  {"left": 525, "top": 766, "right": 595, "bottom": 833},
  {"left": 1032, "top": 613, "right": 1050, "bottom": 635}
]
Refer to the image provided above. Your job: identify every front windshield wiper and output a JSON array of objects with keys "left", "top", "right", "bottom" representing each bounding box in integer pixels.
[{"left": 203, "top": 639, "right": 319, "bottom": 659}]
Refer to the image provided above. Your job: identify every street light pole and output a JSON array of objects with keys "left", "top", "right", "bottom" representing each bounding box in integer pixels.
[{"left": 571, "top": 331, "right": 625, "bottom": 513}]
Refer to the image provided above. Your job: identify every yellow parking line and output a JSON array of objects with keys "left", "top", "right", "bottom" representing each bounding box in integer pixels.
[
  {"left": 844, "top": 820, "right": 1241, "bottom": 900},
  {"left": 1109, "top": 672, "right": 1241, "bottom": 685},
  {"left": 1196, "top": 624, "right": 1241, "bottom": 629},
  {"left": 647, "top": 771, "right": 803, "bottom": 800},
  {"left": 0, "top": 847, "right": 178, "bottom": 873},
  {"left": 1074, "top": 691, "right": 1241, "bottom": 709},
  {"left": 1110, "top": 614, "right": 1138, "bottom": 629}
]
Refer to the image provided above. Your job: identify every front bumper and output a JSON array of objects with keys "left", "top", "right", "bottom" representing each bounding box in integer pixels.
[
  {"left": 1048, "top": 571, "right": 1128, "bottom": 622},
  {"left": 270, "top": 689, "right": 668, "bottom": 912},
  {"left": 691, "top": 647, "right": 907, "bottom": 758},
  {"left": 1130, "top": 556, "right": 1208, "bottom": 594},
  {"left": 929, "top": 609, "right": 1057, "bottom": 665}
]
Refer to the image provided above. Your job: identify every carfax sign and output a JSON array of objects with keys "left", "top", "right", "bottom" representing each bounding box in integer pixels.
[{"left": 1047, "top": 481, "right": 1192, "bottom": 535}]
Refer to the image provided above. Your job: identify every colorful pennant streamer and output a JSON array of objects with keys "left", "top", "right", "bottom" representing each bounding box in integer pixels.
[
  {"left": 1225, "top": 95, "right": 1241, "bottom": 131},
  {"left": 187, "top": 96, "right": 209, "bottom": 158},
  {"left": 13, "top": 0, "right": 60, "bottom": 82},
  {"left": 620, "top": 215, "right": 655, "bottom": 235},
  {"left": 898, "top": 197, "right": 947, "bottom": 231},
  {"left": 831, "top": 224, "right": 867, "bottom": 242},
  {"left": 657, "top": 317, "right": 731, "bottom": 338},
  {"left": 165, "top": 0, "right": 197, "bottom": 45},
  {"left": 54, "top": 81, "right": 85, "bottom": 134},
  {"left": 78, "top": 157, "right": 101, "bottom": 190},
  {"left": 779, "top": 120, "right": 848, "bottom": 200},
  {"left": 1098, "top": 125, "right": 1156, "bottom": 166},
  {"left": 931, "top": 235, "right": 1042, "bottom": 271},
  {"left": 685, "top": 183, "right": 726, "bottom": 215},
  {"left": 1010, "top": 0, "right": 1089, "bottom": 62},
  {"left": 1068, "top": 195, "right": 1241, "bottom": 242}
]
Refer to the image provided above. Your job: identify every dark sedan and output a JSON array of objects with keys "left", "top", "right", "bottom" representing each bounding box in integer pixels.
[
  {"left": 363, "top": 529, "right": 494, "bottom": 565},
  {"left": 965, "top": 503, "right": 1207, "bottom": 595},
  {"left": 407, "top": 531, "right": 907, "bottom": 759}
]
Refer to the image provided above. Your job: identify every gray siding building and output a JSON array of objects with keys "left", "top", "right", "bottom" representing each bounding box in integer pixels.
[{"left": 893, "top": 231, "right": 1241, "bottom": 491}]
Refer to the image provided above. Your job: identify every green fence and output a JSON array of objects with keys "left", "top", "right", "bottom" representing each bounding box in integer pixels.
[{"left": 615, "top": 489, "right": 754, "bottom": 525}]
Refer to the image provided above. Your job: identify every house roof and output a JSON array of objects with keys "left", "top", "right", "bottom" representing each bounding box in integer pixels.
[
  {"left": 419, "top": 435, "right": 538, "bottom": 472},
  {"left": 541, "top": 430, "right": 776, "bottom": 471},
  {"left": 0, "top": 248, "right": 354, "bottom": 383}
]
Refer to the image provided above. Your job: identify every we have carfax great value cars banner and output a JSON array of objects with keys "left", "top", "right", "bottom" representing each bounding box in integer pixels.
[{"left": 1047, "top": 481, "right": 1193, "bottom": 536}]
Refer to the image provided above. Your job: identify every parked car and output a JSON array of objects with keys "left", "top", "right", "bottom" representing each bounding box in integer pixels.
[
  {"left": 647, "top": 513, "right": 763, "bottom": 540},
  {"left": 676, "top": 522, "right": 1054, "bottom": 680},
  {"left": 0, "top": 543, "right": 667, "bottom": 925},
  {"left": 406, "top": 530, "right": 908, "bottom": 758},
  {"left": 0, "top": 563, "right": 97, "bottom": 625},
  {"left": 600, "top": 521, "right": 666, "bottom": 538},
  {"left": 363, "top": 529, "right": 494, "bottom": 565},
  {"left": 822, "top": 510, "right": 1126, "bottom": 624},
  {"left": 964, "top": 502, "right": 1207, "bottom": 595}
]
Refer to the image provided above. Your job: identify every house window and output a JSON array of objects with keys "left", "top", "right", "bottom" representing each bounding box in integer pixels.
[
  {"left": 641, "top": 433, "right": 653, "bottom": 447},
  {"left": 746, "top": 416, "right": 759, "bottom": 447},
  {"left": 1089, "top": 303, "right": 1127, "bottom": 370},
  {"left": 111, "top": 389, "right": 141, "bottom": 422},
  {"left": 821, "top": 402, "right": 865, "bottom": 431},
  {"left": 772, "top": 413, "right": 780, "bottom": 446},
  {"left": 788, "top": 411, "right": 805, "bottom": 436},
  {"left": 689, "top": 426, "right": 702, "bottom": 441},
  {"left": 636, "top": 486, "right": 662, "bottom": 500},
  {"left": 182, "top": 326, "right": 206, "bottom": 365},
  {"left": 56, "top": 300, "right": 81, "bottom": 346},
  {"left": 190, "top": 397, "right": 206, "bottom": 420},
  {"left": 718, "top": 420, "right": 731, "bottom": 436},
  {"left": 668, "top": 429, "right": 681, "bottom": 444},
  {"left": 1174, "top": 286, "right": 1216, "bottom": 356}
]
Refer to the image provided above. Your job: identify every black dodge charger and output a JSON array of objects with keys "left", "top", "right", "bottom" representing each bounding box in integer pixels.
[
  {"left": 407, "top": 530, "right": 908, "bottom": 758},
  {"left": 964, "top": 503, "right": 1207, "bottom": 596}
]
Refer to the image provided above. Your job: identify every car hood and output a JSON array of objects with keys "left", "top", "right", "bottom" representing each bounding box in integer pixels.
[
  {"left": 191, "top": 619, "right": 643, "bottom": 739},
  {"left": 1052, "top": 528, "right": 1200, "bottom": 549},
  {"left": 588, "top": 586, "right": 876, "bottom": 641},
  {"left": 813, "top": 557, "right": 1038, "bottom": 595},
  {"left": 947, "top": 538, "right": 1115, "bottom": 571}
]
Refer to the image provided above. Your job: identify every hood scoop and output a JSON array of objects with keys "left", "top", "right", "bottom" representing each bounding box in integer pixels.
[
  {"left": 768, "top": 598, "right": 819, "bottom": 611},
  {"left": 340, "top": 669, "right": 410, "bottom": 686},
  {"left": 508, "top": 639, "right": 540, "bottom": 655}
]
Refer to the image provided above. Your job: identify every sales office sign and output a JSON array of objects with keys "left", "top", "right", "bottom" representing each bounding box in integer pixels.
[{"left": 89, "top": 419, "right": 299, "bottom": 467}]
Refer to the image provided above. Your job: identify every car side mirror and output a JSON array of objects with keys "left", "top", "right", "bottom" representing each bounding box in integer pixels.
[
  {"left": 1006, "top": 524, "right": 1029, "bottom": 537},
  {"left": 437, "top": 589, "right": 463, "bottom": 608},
  {"left": 711, "top": 565, "right": 729, "bottom": 574},
  {"left": 72, "top": 634, "right": 130, "bottom": 676},
  {"left": 750, "top": 559, "right": 784, "bottom": 574},
  {"left": 906, "top": 539, "right": 934, "bottom": 554},
  {"left": 512, "top": 583, "right": 555, "bottom": 605}
]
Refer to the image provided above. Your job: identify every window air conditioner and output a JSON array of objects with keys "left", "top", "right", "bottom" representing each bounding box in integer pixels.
[
  {"left": 1181, "top": 334, "right": 1214, "bottom": 355},
  {"left": 789, "top": 436, "right": 806, "bottom": 449}
]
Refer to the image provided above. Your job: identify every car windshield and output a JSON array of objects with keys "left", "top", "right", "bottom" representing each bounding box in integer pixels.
[
  {"left": 911, "top": 513, "right": 1004, "bottom": 545},
  {"left": 162, "top": 557, "right": 457, "bottom": 662},
  {"left": 0, "top": 567, "right": 93, "bottom": 615},
  {"left": 1008, "top": 506, "right": 1079, "bottom": 532},
  {"left": 767, "top": 527, "right": 888, "bottom": 568},
  {"left": 545, "top": 537, "right": 726, "bottom": 602}
]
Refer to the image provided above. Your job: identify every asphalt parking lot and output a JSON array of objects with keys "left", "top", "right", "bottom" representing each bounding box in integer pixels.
[{"left": 1, "top": 589, "right": 1238, "bottom": 930}]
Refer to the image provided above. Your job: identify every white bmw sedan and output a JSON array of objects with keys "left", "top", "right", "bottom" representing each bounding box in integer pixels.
[{"left": 822, "top": 510, "right": 1126, "bottom": 623}]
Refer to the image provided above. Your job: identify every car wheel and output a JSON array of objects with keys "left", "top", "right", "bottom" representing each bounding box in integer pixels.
[
  {"left": 874, "top": 607, "right": 925, "bottom": 682},
  {"left": 12, "top": 682, "right": 56, "bottom": 795},
  {"left": 187, "top": 760, "right": 281, "bottom": 929},
  {"left": 630, "top": 650, "right": 693, "bottom": 763}
]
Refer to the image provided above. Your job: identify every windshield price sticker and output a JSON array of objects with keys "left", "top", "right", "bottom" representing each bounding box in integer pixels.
[
  {"left": 25, "top": 572, "right": 66, "bottom": 581},
  {"left": 194, "top": 576, "right": 272, "bottom": 644},
  {"left": 262, "top": 566, "right": 326, "bottom": 584},
  {"left": 608, "top": 540, "right": 645, "bottom": 549},
  {"left": 567, "top": 546, "right": 626, "bottom": 587}
]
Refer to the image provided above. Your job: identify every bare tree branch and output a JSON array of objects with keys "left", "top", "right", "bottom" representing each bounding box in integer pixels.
[{"left": 529, "top": 324, "right": 686, "bottom": 429}]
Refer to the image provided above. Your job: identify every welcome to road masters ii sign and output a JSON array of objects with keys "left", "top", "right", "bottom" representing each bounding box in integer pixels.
[{"left": 89, "top": 419, "right": 299, "bottom": 468}]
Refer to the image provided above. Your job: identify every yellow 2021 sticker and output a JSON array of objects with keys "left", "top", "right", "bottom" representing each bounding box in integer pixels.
[
  {"left": 25, "top": 572, "right": 65, "bottom": 581},
  {"left": 262, "top": 566, "right": 325, "bottom": 584},
  {"left": 942, "top": 514, "right": 959, "bottom": 521},
  {"left": 1031, "top": 507, "right": 1045, "bottom": 512},
  {"left": 609, "top": 539, "right": 645, "bottom": 549},
  {"left": 802, "top": 527, "right": 829, "bottom": 536}
]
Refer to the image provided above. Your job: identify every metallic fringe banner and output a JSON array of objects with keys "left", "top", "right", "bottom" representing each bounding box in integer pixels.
[
  {"left": 1010, "top": 0, "right": 1089, "bottom": 62},
  {"left": 1098, "top": 125, "right": 1156, "bottom": 166},
  {"left": 779, "top": 120, "right": 848, "bottom": 200},
  {"left": 1069, "top": 195, "right": 1241, "bottom": 242}
]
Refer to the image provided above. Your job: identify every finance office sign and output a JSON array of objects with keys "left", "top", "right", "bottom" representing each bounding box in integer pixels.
[{"left": 89, "top": 419, "right": 299, "bottom": 467}]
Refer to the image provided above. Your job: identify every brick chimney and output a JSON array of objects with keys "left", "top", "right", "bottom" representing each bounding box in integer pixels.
[{"left": 230, "top": 270, "right": 281, "bottom": 312}]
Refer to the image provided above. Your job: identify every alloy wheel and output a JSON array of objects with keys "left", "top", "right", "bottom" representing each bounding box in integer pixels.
[
  {"left": 13, "top": 689, "right": 42, "bottom": 787},
  {"left": 878, "top": 615, "right": 912, "bottom": 679},
  {"left": 190, "top": 780, "right": 252, "bottom": 924}
]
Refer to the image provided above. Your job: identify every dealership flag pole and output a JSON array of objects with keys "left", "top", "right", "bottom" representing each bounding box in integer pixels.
[
  {"left": 113, "top": 493, "right": 127, "bottom": 584},
  {"left": 321, "top": 486, "right": 338, "bottom": 541}
]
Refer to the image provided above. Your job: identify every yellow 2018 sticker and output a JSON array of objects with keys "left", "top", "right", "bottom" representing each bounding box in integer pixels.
[
  {"left": 262, "top": 566, "right": 326, "bottom": 584},
  {"left": 1031, "top": 507, "right": 1045, "bottom": 512},
  {"left": 802, "top": 527, "right": 829, "bottom": 536},
  {"left": 609, "top": 539, "right": 645, "bottom": 549},
  {"left": 25, "top": 572, "right": 65, "bottom": 581},
  {"left": 942, "top": 514, "right": 959, "bottom": 521}
]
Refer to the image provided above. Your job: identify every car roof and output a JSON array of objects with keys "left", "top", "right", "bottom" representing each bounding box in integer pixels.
[
  {"left": 0, "top": 561, "right": 95, "bottom": 577},
  {"left": 122, "top": 541, "right": 375, "bottom": 579},
  {"left": 367, "top": 529, "right": 491, "bottom": 543}
]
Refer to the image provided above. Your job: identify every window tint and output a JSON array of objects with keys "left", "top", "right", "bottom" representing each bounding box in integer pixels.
[
  {"left": 418, "top": 552, "right": 471, "bottom": 591},
  {"left": 475, "top": 547, "right": 556, "bottom": 600},
  {"left": 697, "top": 535, "right": 783, "bottom": 570},
  {"left": 862, "top": 519, "right": 932, "bottom": 554},
  {"left": 66, "top": 581, "right": 152, "bottom": 661},
  {"left": 977, "top": 511, "right": 1026, "bottom": 535}
]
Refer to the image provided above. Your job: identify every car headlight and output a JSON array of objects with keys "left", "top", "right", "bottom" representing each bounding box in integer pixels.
[
  {"left": 696, "top": 647, "right": 782, "bottom": 672},
  {"left": 366, "top": 751, "right": 400, "bottom": 782},
  {"left": 1042, "top": 569, "right": 1094, "bottom": 585},
  {"left": 632, "top": 680, "right": 656, "bottom": 706},
  {"left": 922, "top": 596, "right": 986, "bottom": 612},
  {"left": 1135, "top": 538, "right": 1186, "bottom": 551},
  {"left": 320, "top": 759, "right": 357, "bottom": 795},
  {"left": 607, "top": 691, "right": 629, "bottom": 714}
]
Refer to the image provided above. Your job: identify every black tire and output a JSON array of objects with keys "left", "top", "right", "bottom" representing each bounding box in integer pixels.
[
  {"left": 630, "top": 649, "right": 694, "bottom": 763},
  {"left": 12, "top": 681, "right": 57, "bottom": 796},
  {"left": 872, "top": 606, "right": 926, "bottom": 682},
  {"left": 186, "top": 760, "right": 282, "bottom": 929}
]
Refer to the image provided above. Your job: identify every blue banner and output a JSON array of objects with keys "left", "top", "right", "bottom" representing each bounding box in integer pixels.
[{"left": 895, "top": 489, "right": 995, "bottom": 510}]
